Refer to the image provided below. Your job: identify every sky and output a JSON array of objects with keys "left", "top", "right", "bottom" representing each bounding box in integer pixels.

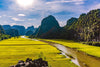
[{"left": 0, "top": 0, "right": 100, "bottom": 28}]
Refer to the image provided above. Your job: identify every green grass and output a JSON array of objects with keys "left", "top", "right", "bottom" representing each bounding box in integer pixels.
[
  {"left": 0, "top": 37, "right": 78, "bottom": 67},
  {"left": 42, "top": 39, "right": 100, "bottom": 58}
]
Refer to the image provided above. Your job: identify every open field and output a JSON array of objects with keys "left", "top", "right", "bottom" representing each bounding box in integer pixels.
[
  {"left": 0, "top": 37, "right": 78, "bottom": 67},
  {"left": 42, "top": 39, "right": 100, "bottom": 58}
]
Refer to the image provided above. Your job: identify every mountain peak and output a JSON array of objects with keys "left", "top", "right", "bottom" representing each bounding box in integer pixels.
[{"left": 35, "top": 15, "right": 60, "bottom": 38}]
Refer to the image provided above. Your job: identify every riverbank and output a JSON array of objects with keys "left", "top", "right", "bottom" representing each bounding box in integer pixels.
[
  {"left": 41, "top": 39, "right": 100, "bottom": 58},
  {"left": 82, "top": 41, "right": 100, "bottom": 46},
  {"left": 40, "top": 39, "right": 100, "bottom": 67}
]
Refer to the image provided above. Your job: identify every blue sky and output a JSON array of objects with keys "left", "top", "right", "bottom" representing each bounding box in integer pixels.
[{"left": 0, "top": 0, "right": 100, "bottom": 28}]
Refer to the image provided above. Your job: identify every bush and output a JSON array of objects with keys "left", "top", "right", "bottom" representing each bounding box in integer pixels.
[{"left": 0, "top": 34, "right": 11, "bottom": 41}]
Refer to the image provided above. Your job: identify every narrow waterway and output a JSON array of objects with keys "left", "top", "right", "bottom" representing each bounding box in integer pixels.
[{"left": 42, "top": 40, "right": 100, "bottom": 67}]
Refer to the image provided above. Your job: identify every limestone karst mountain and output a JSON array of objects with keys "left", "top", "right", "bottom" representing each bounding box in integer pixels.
[
  {"left": 12, "top": 25, "right": 26, "bottom": 35},
  {"left": 35, "top": 15, "right": 61, "bottom": 38},
  {"left": 26, "top": 26, "right": 34, "bottom": 32}
]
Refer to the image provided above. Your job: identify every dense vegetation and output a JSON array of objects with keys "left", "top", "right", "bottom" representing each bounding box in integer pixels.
[
  {"left": 0, "top": 25, "right": 11, "bottom": 40},
  {"left": 5, "top": 29, "right": 19, "bottom": 37},
  {"left": 0, "top": 34, "right": 10, "bottom": 41},
  {"left": 65, "top": 9, "right": 100, "bottom": 42}
]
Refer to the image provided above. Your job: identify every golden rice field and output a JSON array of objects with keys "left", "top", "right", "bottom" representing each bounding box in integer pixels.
[{"left": 0, "top": 37, "right": 78, "bottom": 67}]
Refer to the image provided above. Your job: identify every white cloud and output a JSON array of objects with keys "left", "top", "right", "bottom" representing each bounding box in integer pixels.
[
  {"left": 11, "top": 17, "right": 24, "bottom": 21},
  {"left": 18, "top": 14, "right": 26, "bottom": 16},
  {"left": 0, "top": 0, "right": 88, "bottom": 28},
  {"left": 28, "top": 19, "right": 34, "bottom": 21},
  {"left": 46, "top": 1, "right": 71, "bottom": 4},
  {"left": 46, "top": 0, "right": 85, "bottom": 5},
  {"left": 75, "top": 1, "right": 84, "bottom": 5},
  {"left": 9, "top": 0, "right": 86, "bottom": 15},
  {"left": 0, "top": 16, "right": 2, "bottom": 18},
  {"left": 8, "top": 16, "right": 13, "bottom": 17},
  {"left": 3, "top": 15, "right": 6, "bottom": 17},
  {"left": 83, "top": 3, "right": 100, "bottom": 13},
  {"left": 10, "top": 23, "right": 17, "bottom": 26},
  {"left": 59, "top": 21, "right": 66, "bottom": 27},
  {"left": 90, "top": 3, "right": 100, "bottom": 10}
]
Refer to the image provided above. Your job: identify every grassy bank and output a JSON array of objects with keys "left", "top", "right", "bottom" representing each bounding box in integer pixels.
[
  {"left": 0, "top": 37, "right": 78, "bottom": 67},
  {"left": 82, "top": 41, "right": 100, "bottom": 46},
  {"left": 41, "top": 39, "right": 100, "bottom": 58}
]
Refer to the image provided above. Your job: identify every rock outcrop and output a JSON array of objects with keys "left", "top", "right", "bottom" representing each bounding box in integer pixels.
[{"left": 10, "top": 58, "right": 48, "bottom": 67}]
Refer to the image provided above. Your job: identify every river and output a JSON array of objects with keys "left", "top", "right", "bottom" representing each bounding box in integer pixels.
[{"left": 41, "top": 40, "right": 100, "bottom": 67}]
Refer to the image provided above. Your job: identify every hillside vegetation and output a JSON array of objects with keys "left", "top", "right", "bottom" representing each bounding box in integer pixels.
[
  {"left": 65, "top": 9, "right": 100, "bottom": 42},
  {"left": 0, "top": 25, "right": 10, "bottom": 41}
]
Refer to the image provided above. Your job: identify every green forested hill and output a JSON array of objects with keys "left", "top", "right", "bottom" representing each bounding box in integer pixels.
[
  {"left": 65, "top": 9, "right": 100, "bottom": 42},
  {"left": 0, "top": 25, "right": 10, "bottom": 40},
  {"left": 66, "top": 17, "right": 78, "bottom": 27},
  {"left": 35, "top": 15, "right": 61, "bottom": 38}
]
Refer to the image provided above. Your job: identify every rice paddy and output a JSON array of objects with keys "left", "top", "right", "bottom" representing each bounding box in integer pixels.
[{"left": 0, "top": 37, "right": 78, "bottom": 67}]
